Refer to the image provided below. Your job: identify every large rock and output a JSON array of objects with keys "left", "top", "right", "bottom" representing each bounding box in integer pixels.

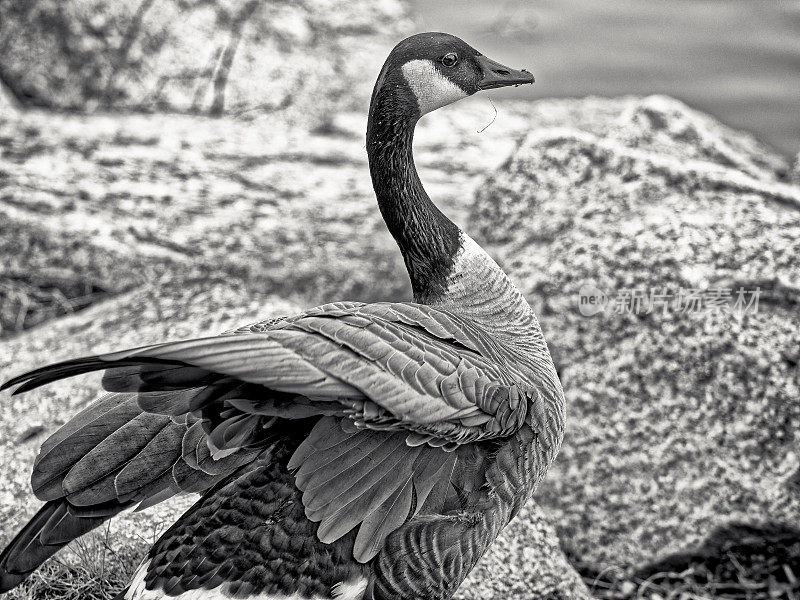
[
  {"left": 0, "top": 98, "right": 531, "bottom": 336},
  {"left": 0, "top": 0, "right": 407, "bottom": 124},
  {"left": 472, "top": 94, "right": 800, "bottom": 571},
  {"left": 0, "top": 108, "right": 405, "bottom": 336},
  {"left": 0, "top": 99, "right": 588, "bottom": 599}
]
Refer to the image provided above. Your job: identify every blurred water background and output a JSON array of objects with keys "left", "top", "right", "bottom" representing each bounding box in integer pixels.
[{"left": 410, "top": 0, "right": 800, "bottom": 158}]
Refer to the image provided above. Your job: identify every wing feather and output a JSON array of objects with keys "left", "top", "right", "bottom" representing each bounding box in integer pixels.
[
  {"left": 304, "top": 436, "right": 408, "bottom": 512},
  {"left": 6, "top": 304, "right": 525, "bottom": 444},
  {"left": 136, "top": 388, "right": 200, "bottom": 415},
  {"left": 114, "top": 421, "right": 185, "bottom": 498},
  {"left": 353, "top": 478, "right": 414, "bottom": 562},
  {"left": 1, "top": 300, "right": 538, "bottom": 582},
  {"left": 289, "top": 417, "right": 460, "bottom": 562},
  {"left": 32, "top": 395, "right": 143, "bottom": 501},
  {"left": 62, "top": 412, "right": 172, "bottom": 500}
]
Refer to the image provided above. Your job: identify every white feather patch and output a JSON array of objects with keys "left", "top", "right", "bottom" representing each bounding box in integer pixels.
[
  {"left": 125, "top": 560, "right": 157, "bottom": 600},
  {"left": 449, "top": 234, "right": 497, "bottom": 279},
  {"left": 401, "top": 59, "right": 468, "bottom": 114},
  {"left": 442, "top": 233, "right": 506, "bottom": 302},
  {"left": 331, "top": 578, "right": 369, "bottom": 600},
  {"left": 125, "top": 560, "right": 368, "bottom": 600}
]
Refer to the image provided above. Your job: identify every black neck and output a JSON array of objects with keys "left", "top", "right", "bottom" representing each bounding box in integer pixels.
[{"left": 366, "top": 80, "right": 461, "bottom": 304}]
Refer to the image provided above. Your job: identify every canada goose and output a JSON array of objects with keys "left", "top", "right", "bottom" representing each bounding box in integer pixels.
[{"left": 0, "top": 32, "right": 564, "bottom": 600}]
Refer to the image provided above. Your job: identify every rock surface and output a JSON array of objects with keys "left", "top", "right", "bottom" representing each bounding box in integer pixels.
[
  {"left": 791, "top": 152, "right": 800, "bottom": 185},
  {"left": 0, "top": 99, "right": 531, "bottom": 336},
  {"left": 0, "top": 0, "right": 407, "bottom": 124},
  {"left": 0, "top": 98, "right": 591, "bottom": 599},
  {"left": 472, "top": 94, "right": 800, "bottom": 572},
  {"left": 4, "top": 91, "right": 798, "bottom": 598}
]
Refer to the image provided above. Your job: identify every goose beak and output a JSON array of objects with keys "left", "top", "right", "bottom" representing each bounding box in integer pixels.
[{"left": 476, "top": 55, "right": 534, "bottom": 90}]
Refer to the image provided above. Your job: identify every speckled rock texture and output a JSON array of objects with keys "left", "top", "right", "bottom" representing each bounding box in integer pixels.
[
  {"left": 0, "top": 0, "right": 407, "bottom": 123},
  {"left": 0, "top": 99, "right": 532, "bottom": 336},
  {"left": 472, "top": 94, "right": 800, "bottom": 572},
  {"left": 0, "top": 98, "right": 591, "bottom": 599},
  {"left": 791, "top": 152, "right": 800, "bottom": 185}
]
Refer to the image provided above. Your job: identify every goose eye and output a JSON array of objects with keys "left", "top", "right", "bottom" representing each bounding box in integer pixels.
[{"left": 441, "top": 53, "right": 458, "bottom": 67}]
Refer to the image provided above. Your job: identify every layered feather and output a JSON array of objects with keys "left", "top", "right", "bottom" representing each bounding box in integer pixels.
[
  {"left": 3, "top": 303, "right": 529, "bottom": 446},
  {"left": 1, "top": 301, "right": 544, "bottom": 591},
  {"left": 288, "top": 417, "right": 458, "bottom": 561}
]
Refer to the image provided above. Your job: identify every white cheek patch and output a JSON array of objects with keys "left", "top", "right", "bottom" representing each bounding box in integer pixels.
[{"left": 401, "top": 59, "right": 468, "bottom": 114}]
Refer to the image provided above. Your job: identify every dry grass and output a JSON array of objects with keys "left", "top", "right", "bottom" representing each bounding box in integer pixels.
[
  {"left": 2, "top": 525, "right": 149, "bottom": 600},
  {"left": 0, "top": 275, "right": 110, "bottom": 338}
]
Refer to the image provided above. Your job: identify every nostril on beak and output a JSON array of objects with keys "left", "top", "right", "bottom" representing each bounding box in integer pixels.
[{"left": 476, "top": 57, "right": 535, "bottom": 89}]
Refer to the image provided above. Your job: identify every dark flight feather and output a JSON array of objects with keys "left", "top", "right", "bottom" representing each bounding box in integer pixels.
[
  {"left": 32, "top": 395, "right": 143, "bottom": 501},
  {"left": 61, "top": 412, "right": 173, "bottom": 502},
  {"left": 0, "top": 500, "right": 127, "bottom": 592},
  {"left": 114, "top": 420, "right": 185, "bottom": 498}
]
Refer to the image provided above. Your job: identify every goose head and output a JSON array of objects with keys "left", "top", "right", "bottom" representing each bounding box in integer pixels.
[
  {"left": 370, "top": 32, "right": 534, "bottom": 121},
  {"left": 366, "top": 32, "right": 535, "bottom": 308}
]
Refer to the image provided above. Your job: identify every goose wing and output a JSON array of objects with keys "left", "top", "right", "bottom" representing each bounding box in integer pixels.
[
  {"left": 1, "top": 301, "right": 534, "bottom": 569},
  {"left": 4, "top": 301, "right": 531, "bottom": 445}
]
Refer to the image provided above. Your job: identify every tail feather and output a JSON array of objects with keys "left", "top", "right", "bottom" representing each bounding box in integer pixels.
[
  {"left": 103, "top": 364, "right": 221, "bottom": 393},
  {"left": 0, "top": 355, "right": 210, "bottom": 396},
  {"left": 0, "top": 500, "right": 126, "bottom": 592}
]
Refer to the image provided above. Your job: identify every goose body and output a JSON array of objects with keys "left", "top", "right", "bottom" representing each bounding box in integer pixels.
[{"left": 0, "top": 33, "right": 564, "bottom": 600}]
